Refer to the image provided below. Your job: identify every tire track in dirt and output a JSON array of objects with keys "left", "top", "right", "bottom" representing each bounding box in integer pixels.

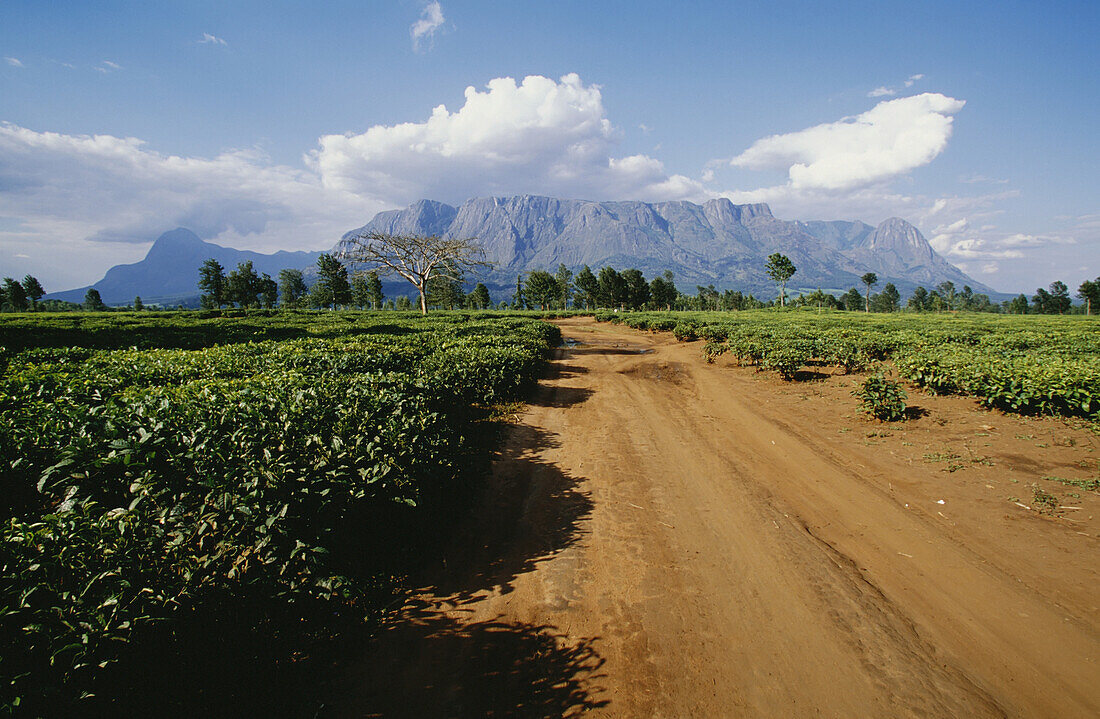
[{"left": 337, "top": 317, "right": 1099, "bottom": 718}]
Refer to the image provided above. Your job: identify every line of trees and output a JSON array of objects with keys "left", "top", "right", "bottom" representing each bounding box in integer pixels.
[{"left": 511, "top": 264, "right": 680, "bottom": 311}]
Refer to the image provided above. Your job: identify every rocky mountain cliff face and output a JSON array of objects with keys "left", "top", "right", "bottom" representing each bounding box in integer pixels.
[
  {"left": 344, "top": 196, "right": 992, "bottom": 297},
  {"left": 48, "top": 229, "right": 323, "bottom": 305}
]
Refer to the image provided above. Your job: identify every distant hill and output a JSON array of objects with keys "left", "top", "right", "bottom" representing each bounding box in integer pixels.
[
  {"left": 47, "top": 229, "right": 324, "bottom": 306},
  {"left": 343, "top": 196, "right": 996, "bottom": 299}
]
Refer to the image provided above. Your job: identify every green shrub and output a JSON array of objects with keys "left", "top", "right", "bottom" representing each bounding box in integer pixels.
[{"left": 854, "top": 372, "right": 908, "bottom": 421}]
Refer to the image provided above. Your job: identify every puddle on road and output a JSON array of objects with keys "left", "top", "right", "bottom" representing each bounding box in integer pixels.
[{"left": 560, "top": 337, "right": 652, "bottom": 354}]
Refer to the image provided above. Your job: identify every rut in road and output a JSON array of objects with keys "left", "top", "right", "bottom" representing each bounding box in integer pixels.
[{"left": 337, "top": 317, "right": 1100, "bottom": 718}]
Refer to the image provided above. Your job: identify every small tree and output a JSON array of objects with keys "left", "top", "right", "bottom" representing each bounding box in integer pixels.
[
  {"left": 468, "top": 282, "right": 491, "bottom": 309},
  {"left": 554, "top": 264, "right": 573, "bottom": 309},
  {"left": 765, "top": 253, "right": 797, "bottom": 307},
  {"left": 841, "top": 287, "right": 862, "bottom": 311},
  {"left": 1078, "top": 278, "right": 1100, "bottom": 315},
  {"left": 351, "top": 274, "right": 371, "bottom": 309},
  {"left": 524, "top": 270, "right": 560, "bottom": 310},
  {"left": 133, "top": 295, "right": 144, "bottom": 311},
  {"left": 1048, "top": 281, "right": 1071, "bottom": 314},
  {"left": 227, "top": 261, "right": 261, "bottom": 308},
  {"left": 198, "top": 259, "right": 228, "bottom": 308},
  {"left": 934, "top": 281, "right": 956, "bottom": 311},
  {"left": 365, "top": 270, "right": 384, "bottom": 309},
  {"left": 336, "top": 232, "right": 490, "bottom": 314},
  {"left": 861, "top": 272, "right": 878, "bottom": 312},
  {"left": 872, "top": 283, "right": 900, "bottom": 312},
  {"left": 2, "top": 277, "right": 28, "bottom": 311},
  {"left": 84, "top": 288, "right": 106, "bottom": 311},
  {"left": 597, "top": 266, "right": 627, "bottom": 309},
  {"left": 512, "top": 273, "right": 526, "bottom": 310},
  {"left": 621, "top": 269, "right": 650, "bottom": 310},
  {"left": 259, "top": 273, "right": 278, "bottom": 308},
  {"left": 907, "top": 286, "right": 929, "bottom": 312},
  {"left": 278, "top": 268, "right": 308, "bottom": 308},
  {"left": 427, "top": 267, "right": 464, "bottom": 309},
  {"left": 1008, "top": 293, "right": 1029, "bottom": 315},
  {"left": 649, "top": 270, "right": 677, "bottom": 311},
  {"left": 574, "top": 265, "right": 599, "bottom": 309},
  {"left": 315, "top": 253, "right": 352, "bottom": 309},
  {"left": 22, "top": 275, "right": 45, "bottom": 310}
]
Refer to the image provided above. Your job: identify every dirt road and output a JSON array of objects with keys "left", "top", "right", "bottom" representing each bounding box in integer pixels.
[{"left": 339, "top": 317, "right": 1100, "bottom": 718}]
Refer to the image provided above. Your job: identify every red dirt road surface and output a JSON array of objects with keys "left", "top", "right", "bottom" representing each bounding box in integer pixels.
[{"left": 339, "top": 317, "right": 1100, "bottom": 718}]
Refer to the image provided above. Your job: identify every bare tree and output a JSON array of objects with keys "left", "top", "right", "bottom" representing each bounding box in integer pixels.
[{"left": 336, "top": 232, "right": 491, "bottom": 314}]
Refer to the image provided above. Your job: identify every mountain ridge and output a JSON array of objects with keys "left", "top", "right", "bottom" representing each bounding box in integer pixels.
[
  {"left": 343, "top": 195, "right": 994, "bottom": 298},
  {"left": 50, "top": 196, "right": 997, "bottom": 305}
]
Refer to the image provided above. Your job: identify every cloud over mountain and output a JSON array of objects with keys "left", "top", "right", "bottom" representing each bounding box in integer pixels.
[{"left": 310, "top": 73, "right": 707, "bottom": 206}]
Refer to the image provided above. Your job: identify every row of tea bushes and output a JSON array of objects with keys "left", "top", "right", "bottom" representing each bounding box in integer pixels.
[{"left": 1, "top": 313, "right": 559, "bottom": 712}]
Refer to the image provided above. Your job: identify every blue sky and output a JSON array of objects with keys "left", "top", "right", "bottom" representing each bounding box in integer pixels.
[{"left": 1, "top": 0, "right": 1097, "bottom": 294}]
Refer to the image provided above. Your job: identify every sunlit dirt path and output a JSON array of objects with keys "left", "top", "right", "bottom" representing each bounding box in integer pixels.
[{"left": 336, "top": 316, "right": 1099, "bottom": 718}]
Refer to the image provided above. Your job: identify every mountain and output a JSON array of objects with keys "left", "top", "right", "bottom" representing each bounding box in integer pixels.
[
  {"left": 48, "top": 229, "right": 324, "bottom": 306},
  {"left": 50, "top": 197, "right": 995, "bottom": 307},
  {"left": 343, "top": 196, "right": 996, "bottom": 298}
]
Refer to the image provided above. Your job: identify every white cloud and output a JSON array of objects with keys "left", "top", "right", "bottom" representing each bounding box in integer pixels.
[
  {"left": 411, "top": 2, "right": 445, "bottom": 51},
  {"left": 729, "top": 93, "right": 965, "bottom": 192},
  {"left": 199, "top": 33, "right": 228, "bottom": 46},
  {"left": 0, "top": 122, "right": 373, "bottom": 288},
  {"left": 867, "top": 86, "right": 895, "bottom": 97},
  {"left": 4, "top": 57, "right": 23, "bottom": 67},
  {"left": 981, "top": 263, "right": 999, "bottom": 274},
  {"left": 926, "top": 215, "right": 1073, "bottom": 263},
  {"left": 95, "top": 60, "right": 122, "bottom": 73},
  {"left": 309, "top": 73, "right": 707, "bottom": 205},
  {"left": 904, "top": 73, "right": 924, "bottom": 87}
]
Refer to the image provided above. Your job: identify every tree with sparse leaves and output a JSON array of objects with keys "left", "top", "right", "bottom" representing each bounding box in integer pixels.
[
  {"left": 335, "top": 232, "right": 490, "bottom": 314},
  {"left": 861, "top": 272, "right": 878, "bottom": 312},
  {"left": 765, "top": 253, "right": 797, "bottom": 307}
]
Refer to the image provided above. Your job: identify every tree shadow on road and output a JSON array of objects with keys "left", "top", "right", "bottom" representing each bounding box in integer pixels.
[
  {"left": 327, "top": 417, "right": 607, "bottom": 717},
  {"left": 330, "top": 606, "right": 608, "bottom": 718},
  {"left": 417, "top": 422, "right": 594, "bottom": 601},
  {"left": 528, "top": 384, "right": 594, "bottom": 408}
]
